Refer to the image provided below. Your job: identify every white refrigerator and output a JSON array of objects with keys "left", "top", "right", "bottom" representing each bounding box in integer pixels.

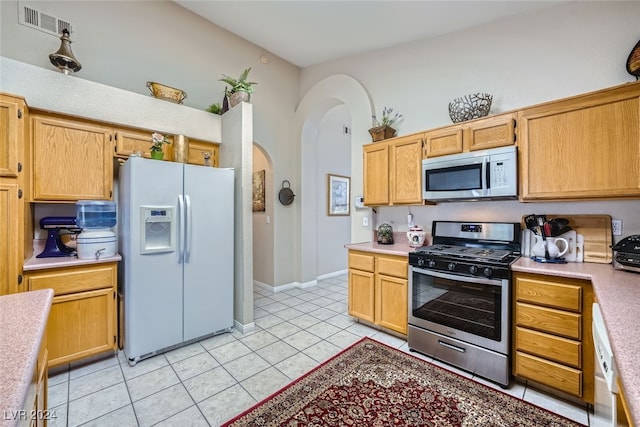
[{"left": 119, "top": 157, "right": 234, "bottom": 365}]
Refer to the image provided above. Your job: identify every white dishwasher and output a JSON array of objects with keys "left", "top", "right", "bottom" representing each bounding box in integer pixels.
[{"left": 592, "top": 302, "right": 618, "bottom": 427}]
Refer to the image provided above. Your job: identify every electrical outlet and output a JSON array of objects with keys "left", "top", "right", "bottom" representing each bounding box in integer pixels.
[
  {"left": 612, "top": 219, "right": 622, "bottom": 236},
  {"left": 362, "top": 216, "right": 369, "bottom": 227}
]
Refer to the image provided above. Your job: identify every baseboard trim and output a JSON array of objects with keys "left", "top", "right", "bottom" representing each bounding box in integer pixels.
[
  {"left": 317, "top": 269, "right": 348, "bottom": 280},
  {"left": 233, "top": 320, "right": 255, "bottom": 334}
]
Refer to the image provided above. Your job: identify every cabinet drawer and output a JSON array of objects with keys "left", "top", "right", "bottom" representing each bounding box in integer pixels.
[
  {"left": 515, "top": 302, "right": 581, "bottom": 340},
  {"left": 516, "top": 275, "right": 582, "bottom": 312},
  {"left": 376, "top": 255, "right": 407, "bottom": 278},
  {"left": 515, "top": 326, "right": 581, "bottom": 368},
  {"left": 348, "top": 252, "right": 375, "bottom": 272},
  {"left": 28, "top": 264, "right": 116, "bottom": 295},
  {"left": 515, "top": 351, "right": 582, "bottom": 397}
]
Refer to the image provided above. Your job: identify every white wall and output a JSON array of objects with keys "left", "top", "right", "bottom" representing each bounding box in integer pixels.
[
  {"left": 300, "top": 1, "right": 640, "bottom": 241},
  {"left": 315, "top": 105, "right": 351, "bottom": 276}
]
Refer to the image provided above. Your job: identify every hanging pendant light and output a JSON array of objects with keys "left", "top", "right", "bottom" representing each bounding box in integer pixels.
[{"left": 49, "top": 28, "right": 82, "bottom": 74}]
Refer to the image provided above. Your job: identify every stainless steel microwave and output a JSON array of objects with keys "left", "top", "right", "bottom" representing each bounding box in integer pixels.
[{"left": 422, "top": 145, "right": 517, "bottom": 201}]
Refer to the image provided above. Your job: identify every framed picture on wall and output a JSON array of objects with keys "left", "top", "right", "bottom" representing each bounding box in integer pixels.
[
  {"left": 327, "top": 174, "right": 350, "bottom": 216},
  {"left": 253, "top": 170, "right": 265, "bottom": 212}
]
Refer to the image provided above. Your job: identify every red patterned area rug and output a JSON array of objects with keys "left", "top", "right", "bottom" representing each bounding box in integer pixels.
[{"left": 222, "top": 337, "right": 585, "bottom": 427}]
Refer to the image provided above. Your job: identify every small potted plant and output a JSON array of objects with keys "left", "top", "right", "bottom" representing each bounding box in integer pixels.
[
  {"left": 219, "top": 67, "right": 257, "bottom": 107},
  {"left": 206, "top": 102, "right": 222, "bottom": 115},
  {"left": 150, "top": 132, "right": 170, "bottom": 160},
  {"left": 369, "top": 107, "right": 403, "bottom": 142}
]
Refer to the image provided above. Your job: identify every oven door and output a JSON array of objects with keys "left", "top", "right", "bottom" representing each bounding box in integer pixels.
[{"left": 408, "top": 266, "right": 509, "bottom": 354}]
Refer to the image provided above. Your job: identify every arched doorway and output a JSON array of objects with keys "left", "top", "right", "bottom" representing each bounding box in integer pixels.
[{"left": 252, "top": 143, "right": 274, "bottom": 286}]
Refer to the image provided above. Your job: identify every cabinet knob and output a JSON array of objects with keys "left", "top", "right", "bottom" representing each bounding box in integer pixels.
[
  {"left": 17, "top": 162, "right": 22, "bottom": 172},
  {"left": 17, "top": 109, "right": 22, "bottom": 119},
  {"left": 17, "top": 274, "right": 23, "bottom": 285},
  {"left": 17, "top": 189, "right": 23, "bottom": 199}
]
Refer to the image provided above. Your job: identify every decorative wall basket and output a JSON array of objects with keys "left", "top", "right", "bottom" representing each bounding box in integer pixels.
[
  {"left": 448, "top": 93, "right": 493, "bottom": 123},
  {"left": 146, "top": 81, "right": 187, "bottom": 104},
  {"left": 368, "top": 125, "right": 397, "bottom": 142}
]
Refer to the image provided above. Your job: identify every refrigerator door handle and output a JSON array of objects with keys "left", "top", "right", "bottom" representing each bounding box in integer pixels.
[
  {"left": 185, "top": 195, "right": 192, "bottom": 263},
  {"left": 177, "top": 194, "right": 184, "bottom": 263}
]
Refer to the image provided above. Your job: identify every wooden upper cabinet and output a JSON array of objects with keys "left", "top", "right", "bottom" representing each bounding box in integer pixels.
[
  {"left": 363, "top": 133, "right": 423, "bottom": 206},
  {"left": 424, "top": 125, "right": 463, "bottom": 158},
  {"left": 114, "top": 127, "right": 157, "bottom": 159},
  {"left": 465, "top": 113, "right": 516, "bottom": 151},
  {"left": 0, "top": 94, "right": 26, "bottom": 178},
  {"left": 388, "top": 134, "right": 424, "bottom": 205},
  {"left": 363, "top": 141, "right": 389, "bottom": 206},
  {"left": 31, "top": 114, "right": 113, "bottom": 201},
  {"left": 188, "top": 139, "right": 220, "bottom": 167},
  {"left": 424, "top": 112, "right": 516, "bottom": 158},
  {"left": 519, "top": 82, "right": 640, "bottom": 201}
]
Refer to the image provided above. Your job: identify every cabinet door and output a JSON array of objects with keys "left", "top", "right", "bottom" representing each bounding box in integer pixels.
[
  {"left": 0, "top": 94, "right": 25, "bottom": 177},
  {"left": 114, "top": 128, "right": 154, "bottom": 159},
  {"left": 0, "top": 180, "right": 19, "bottom": 295},
  {"left": 188, "top": 139, "right": 220, "bottom": 167},
  {"left": 31, "top": 114, "right": 113, "bottom": 201},
  {"left": 47, "top": 287, "right": 116, "bottom": 367},
  {"left": 519, "top": 83, "right": 640, "bottom": 200},
  {"left": 348, "top": 269, "right": 375, "bottom": 322},
  {"left": 424, "top": 125, "right": 463, "bottom": 158},
  {"left": 389, "top": 135, "right": 423, "bottom": 205},
  {"left": 375, "top": 274, "right": 407, "bottom": 334},
  {"left": 465, "top": 113, "right": 516, "bottom": 151},
  {"left": 26, "top": 263, "right": 117, "bottom": 367},
  {"left": 363, "top": 141, "right": 389, "bottom": 206}
]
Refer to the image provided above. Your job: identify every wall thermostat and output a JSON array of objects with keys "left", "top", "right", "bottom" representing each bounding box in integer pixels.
[{"left": 355, "top": 196, "right": 365, "bottom": 209}]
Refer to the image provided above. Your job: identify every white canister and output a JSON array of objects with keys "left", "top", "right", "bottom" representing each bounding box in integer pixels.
[
  {"left": 407, "top": 227, "right": 426, "bottom": 247},
  {"left": 77, "top": 229, "right": 117, "bottom": 260}
]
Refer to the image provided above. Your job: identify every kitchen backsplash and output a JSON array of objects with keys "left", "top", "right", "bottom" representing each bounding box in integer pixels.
[{"left": 373, "top": 199, "right": 640, "bottom": 243}]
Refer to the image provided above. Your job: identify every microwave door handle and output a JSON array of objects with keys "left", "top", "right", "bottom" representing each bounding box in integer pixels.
[{"left": 483, "top": 158, "right": 489, "bottom": 189}]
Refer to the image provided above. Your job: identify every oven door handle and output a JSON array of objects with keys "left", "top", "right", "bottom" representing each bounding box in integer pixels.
[
  {"left": 412, "top": 267, "right": 503, "bottom": 286},
  {"left": 438, "top": 340, "right": 466, "bottom": 353}
]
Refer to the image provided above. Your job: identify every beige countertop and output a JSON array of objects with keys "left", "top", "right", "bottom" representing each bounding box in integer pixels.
[
  {"left": 346, "top": 241, "right": 640, "bottom": 423},
  {"left": 23, "top": 240, "right": 121, "bottom": 272},
  {"left": 345, "top": 232, "right": 426, "bottom": 257},
  {"left": 512, "top": 258, "right": 640, "bottom": 426},
  {"left": 0, "top": 289, "right": 53, "bottom": 427}
]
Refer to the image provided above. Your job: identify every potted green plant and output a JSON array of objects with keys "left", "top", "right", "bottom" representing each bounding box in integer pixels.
[
  {"left": 369, "top": 107, "right": 403, "bottom": 142},
  {"left": 150, "top": 132, "right": 170, "bottom": 160},
  {"left": 206, "top": 102, "right": 222, "bottom": 115},
  {"left": 219, "top": 67, "right": 257, "bottom": 107}
]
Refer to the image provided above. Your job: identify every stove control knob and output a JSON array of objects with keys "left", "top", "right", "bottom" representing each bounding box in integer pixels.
[
  {"left": 429, "top": 260, "right": 437, "bottom": 268},
  {"left": 417, "top": 258, "right": 425, "bottom": 267},
  {"left": 469, "top": 265, "right": 479, "bottom": 275},
  {"left": 448, "top": 262, "right": 457, "bottom": 271},
  {"left": 483, "top": 267, "right": 493, "bottom": 278}
]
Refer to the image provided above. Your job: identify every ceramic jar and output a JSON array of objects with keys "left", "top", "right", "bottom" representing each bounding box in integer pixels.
[{"left": 407, "top": 226, "right": 426, "bottom": 247}]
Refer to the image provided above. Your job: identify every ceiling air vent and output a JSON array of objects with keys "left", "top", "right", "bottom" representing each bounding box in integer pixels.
[{"left": 18, "top": 3, "right": 72, "bottom": 37}]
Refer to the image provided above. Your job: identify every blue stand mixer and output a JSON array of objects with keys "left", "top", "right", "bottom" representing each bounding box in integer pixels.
[{"left": 36, "top": 216, "right": 82, "bottom": 258}]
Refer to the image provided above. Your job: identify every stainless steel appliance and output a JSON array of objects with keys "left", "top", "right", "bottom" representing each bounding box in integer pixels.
[
  {"left": 36, "top": 216, "right": 81, "bottom": 258},
  {"left": 408, "top": 220, "right": 521, "bottom": 387},
  {"left": 119, "top": 157, "right": 235, "bottom": 365},
  {"left": 612, "top": 234, "right": 640, "bottom": 273},
  {"left": 422, "top": 145, "right": 517, "bottom": 201}
]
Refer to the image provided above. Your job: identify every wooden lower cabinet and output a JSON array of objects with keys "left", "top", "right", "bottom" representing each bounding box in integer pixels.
[
  {"left": 26, "top": 263, "right": 117, "bottom": 368},
  {"left": 348, "top": 250, "right": 408, "bottom": 335},
  {"left": 513, "top": 272, "right": 594, "bottom": 404}
]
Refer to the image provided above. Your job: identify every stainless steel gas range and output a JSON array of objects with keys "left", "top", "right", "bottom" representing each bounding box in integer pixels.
[{"left": 408, "top": 221, "right": 521, "bottom": 387}]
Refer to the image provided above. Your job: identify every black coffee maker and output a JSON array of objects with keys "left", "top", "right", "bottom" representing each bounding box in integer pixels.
[{"left": 36, "top": 216, "right": 82, "bottom": 258}]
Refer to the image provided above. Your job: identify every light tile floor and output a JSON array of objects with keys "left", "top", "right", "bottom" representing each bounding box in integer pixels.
[{"left": 46, "top": 274, "right": 592, "bottom": 426}]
